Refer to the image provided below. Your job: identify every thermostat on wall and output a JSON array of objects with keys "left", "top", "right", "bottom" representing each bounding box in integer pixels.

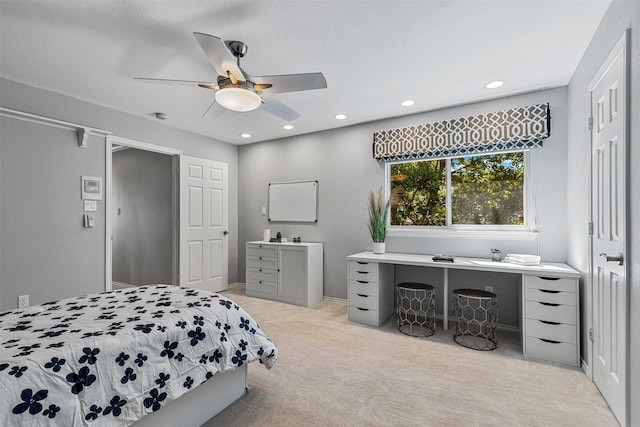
[{"left": 81, "top": 176, "right": 102, "bottom": 200}]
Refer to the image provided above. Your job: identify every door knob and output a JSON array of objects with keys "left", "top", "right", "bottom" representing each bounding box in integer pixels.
[
  {"left": 599, "top": 252, "right": 624, "bottom": 266},
  {"left": 223, "top": 230, "right": 229, "bottom": 235}
]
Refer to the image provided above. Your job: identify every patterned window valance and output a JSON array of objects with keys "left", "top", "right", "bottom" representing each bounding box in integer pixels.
[{"left": 373, "top": 103, "right": 550, "bottom": 161}]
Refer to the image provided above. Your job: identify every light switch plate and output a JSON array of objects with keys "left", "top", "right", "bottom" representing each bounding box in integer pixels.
[{"left": 84, "top": 200, "right": 97, "bottom": 211}]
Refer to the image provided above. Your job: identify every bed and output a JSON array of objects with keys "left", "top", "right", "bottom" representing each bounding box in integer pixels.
[{"left": 0, "top": 285, "right": 278, "bottom": 426}]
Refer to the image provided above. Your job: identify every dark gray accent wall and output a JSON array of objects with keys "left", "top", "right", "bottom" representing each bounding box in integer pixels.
[
  {"left": 112, "top": 148, "right": 173, "bottom": 286},
  {"left": 0, "top": 78, "right": 239, "bottom": 311},
  {"left": 567, "top": 0, "right": 639, "bottom": 423},
  {"left": 238, "top": 87, "right": 570, "bottom": 318}
]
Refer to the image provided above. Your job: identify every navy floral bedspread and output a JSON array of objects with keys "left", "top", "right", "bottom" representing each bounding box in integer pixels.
[{"left": 0, "top": 285, "right": 277, "bottom": 426}]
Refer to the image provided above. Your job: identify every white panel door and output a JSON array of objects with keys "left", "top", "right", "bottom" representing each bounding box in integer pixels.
[
  {"left": 590, "top": 33, "right": 627, "bottom": 426},
  {"left": 180, "top": 156, "right": 228, "bottom": 292}
]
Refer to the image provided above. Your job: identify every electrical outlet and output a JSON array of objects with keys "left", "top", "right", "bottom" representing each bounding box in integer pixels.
[
  {"left": 484, "top": 286, "right": 494, "bottom": 293},
  {"left": 18, "top": 294, "right": 29, "bottom": 308}
]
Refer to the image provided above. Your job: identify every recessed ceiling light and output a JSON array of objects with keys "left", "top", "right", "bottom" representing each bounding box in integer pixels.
[
  {"left": 485, "top": 80, "right": 504, "bottom": 89},
  {"left": 334, "top": 114, "right": 347, "bottom": 120},
  {"left": 282, "top": 124, "right": 294, "bottom": 130},
  {"left": 400, "top": 100, "right": 415, "bottom": 107},
  {"left": 240, "top": 133, "right": 251, "bottom": 138}
]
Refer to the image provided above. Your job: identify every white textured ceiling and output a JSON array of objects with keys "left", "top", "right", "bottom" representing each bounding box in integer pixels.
[{"left": 0, "top": 0, "right": 610, "bottom": 145}]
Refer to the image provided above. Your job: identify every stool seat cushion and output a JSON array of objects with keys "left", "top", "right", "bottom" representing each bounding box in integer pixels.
[
  {"left": 453, "top": 288, "right": 496, "bottom": 299},
  {"left": 397, "top": 282, "right": 434, "bottom": 291}
]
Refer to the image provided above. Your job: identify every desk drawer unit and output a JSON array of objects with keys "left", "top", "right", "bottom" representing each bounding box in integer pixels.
[
  {"left": 523, "top": 275, "right": 579, "bottom": 365},
  {"left": 347, "top": 260, "right": 394, "bottom": 327}
]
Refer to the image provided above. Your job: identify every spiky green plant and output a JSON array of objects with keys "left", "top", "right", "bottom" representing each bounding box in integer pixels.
[{"left": 367, "top": 186, "right": 401, "bottom": 242}]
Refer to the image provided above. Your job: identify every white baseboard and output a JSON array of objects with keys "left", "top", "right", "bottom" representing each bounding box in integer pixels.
[{"left": 323, "top": 296, "right": 347, "bottom": 305}]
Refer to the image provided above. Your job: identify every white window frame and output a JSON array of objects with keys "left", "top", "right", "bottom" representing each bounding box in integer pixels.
[{"left": 385, "top": 150, "right": 538, "bottom": 241}]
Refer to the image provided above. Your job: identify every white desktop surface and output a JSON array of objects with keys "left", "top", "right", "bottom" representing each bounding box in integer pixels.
[
  {"left": 347, "top": 251, "right": 580, "bottom": 331},
  {"left": 347, "top": 252, "right": 580, "bottom": 279}
]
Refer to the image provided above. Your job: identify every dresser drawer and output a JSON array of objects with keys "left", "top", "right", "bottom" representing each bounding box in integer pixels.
[
  {"left": 348, "top": 260, "right": 377, "bottom": 273},
  {"left": 525, "top": 319, "right": 577, "bottom": 344},
  {"left": 525, "top": 336, "right": 578, "bottom": 365},
  {"left": 247, "top": 244, "right": 278, "bottom": 258},
  {"left": 525, "top": 288, "right": 576, "bottom": 306},
  {"left": 348, "top": 306, "right": 379, "bottom": 326},
  {"left": 246, "top": 267, "right": 278, "bottom": 282},
  {"left": 349, "top": 279, "right": 378, "bottom": 297},
  {"left": 525, "top": 301, "right": 577, "bottom": 324},
  {"left": 524, "top": 276, "right": 576, "bottom": 293},
  {"left": 246, "top": 278, "right": 277, "bottom": 295},
  {"left": 349, "top": 293, "right": 378, "bottom": 310},
  {"left": 246, "top": 255, "right": 278, "bottom": 270},
  {"left": 349, "top": 269, "right": 377, "bottom": 282}
]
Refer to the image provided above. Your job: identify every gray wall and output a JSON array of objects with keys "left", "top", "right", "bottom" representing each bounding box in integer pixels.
[
  {"left": 112, "top": 147, "right": 173, "bottom": 286},
  {"left": 238, "top": 87, "right": 570, "bottom": 325},
  {"left": 566, "top": 0, "right": 639, "bottom": 424},
  {"left": 0, "top": 117, "right": 106, "bottom": 310},
  {"left": 0, "top": 78, "right": 239, "bottom": 311}
]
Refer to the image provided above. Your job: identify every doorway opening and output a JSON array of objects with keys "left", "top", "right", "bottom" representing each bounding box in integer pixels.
[{"left": 106, "top": 136, "right": 181, "bottom": 291}]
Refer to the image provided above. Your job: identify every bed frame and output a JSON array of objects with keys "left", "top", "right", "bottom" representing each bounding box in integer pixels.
[{"left": 132, "top": 364, "right": 247, "bottom": 426}]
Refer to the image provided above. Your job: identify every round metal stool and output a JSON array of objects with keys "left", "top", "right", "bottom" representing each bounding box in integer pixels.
[
  {"left": 397, "top": 282, "right": 435, "bottom": 337},
  {"left": 452, "top": 288, "right": 497, "bottom": 350}
]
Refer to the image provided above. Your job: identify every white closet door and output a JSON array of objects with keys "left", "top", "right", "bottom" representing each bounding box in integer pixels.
[{"left": 179, "top": 156, "right": 228, "bottom": 292}]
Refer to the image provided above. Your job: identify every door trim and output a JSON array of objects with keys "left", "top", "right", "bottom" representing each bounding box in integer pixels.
[
  {"left": 105, "top": 135, "right": 182, "bottom": 291},
  {"left": 587, "top": 30, "right": 630, "bottom": 425}
]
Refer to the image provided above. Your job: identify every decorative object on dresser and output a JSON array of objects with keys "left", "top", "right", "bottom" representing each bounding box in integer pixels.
[
  {"left": 245, "top": 241, "right": 323, "bottom": 307},
  {"left": 367, "top": 186, "right": 401, "bottom": 254}
]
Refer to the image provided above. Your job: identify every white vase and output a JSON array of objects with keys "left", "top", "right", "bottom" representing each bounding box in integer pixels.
[{"left": 372, "top": 242, "right": 386, "bottom": 254}]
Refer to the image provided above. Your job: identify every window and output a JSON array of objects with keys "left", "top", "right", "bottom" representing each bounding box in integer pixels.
[{"left": 389, "top": 151, "right": 526, "bottom": 228}]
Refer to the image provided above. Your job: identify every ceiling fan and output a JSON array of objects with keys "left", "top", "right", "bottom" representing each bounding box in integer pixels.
[{"left": 134, "top": 32, "right": 327, "bottom": 121}]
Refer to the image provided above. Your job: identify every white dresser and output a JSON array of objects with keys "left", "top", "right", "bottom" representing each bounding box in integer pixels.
[
  {"left": 245, "top": 241, "right": 323, "bottom": 307},
  {"left": 522, "top": 275, "right": 579, "bottom": 365},
  {"left": 347, "top": 259, "right": 394, "bottom": 326}
]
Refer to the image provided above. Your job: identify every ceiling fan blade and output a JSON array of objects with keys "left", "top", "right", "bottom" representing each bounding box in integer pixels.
[
  {"left": 253, "top": 72, "right": 327, "bottom": 94},
  {"left": 202, "top": 98, "right": 226, "bottom": 118},
  {"left": 259, "top": 95, "right": 301, "bottom": 121},
  {"left": 193, "top": 32, "right": 245, "bottom": 82},
  {"left": 133, "top": 77, "right": 217, "bottom": 87}
]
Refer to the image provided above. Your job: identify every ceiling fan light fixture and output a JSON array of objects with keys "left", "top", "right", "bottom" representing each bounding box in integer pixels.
[{"left": 215, "top": 86, "right": 262, "bottom": 112}]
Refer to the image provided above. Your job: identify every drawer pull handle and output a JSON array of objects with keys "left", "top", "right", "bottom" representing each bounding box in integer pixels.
[
  {"left": 357, "top": 261, "right": 368, "bottom": 265},
  {"left": 539, "top": 320, "right": 561, "bottom": 325},
  {"left": 539, "top": 290, "right": 560, "bottom": 294},
  {"left": 259, "top": 269, "right": 262, "bottom": 272},
  {"left": 258, "top": 280, "right": 262, "bottom": 284},
  {"left": 539, "top": 277, "right": 560, "bottom": 281},
  {"left": 540, "top": 338, "right": 561, "bottom": 344},
  {"left": 259, "top": 245, "right": 262, "bottom": 248},
  {"left": 539, "top": 302, "right": 560, "bottom": 307},
  {"left": 357, "top": 271, "right": 369, "bottom": 274},
  {"left": 356, "top": 294, "right": 368, "bottom": 298},
  {"left": 357, "top": 280, "right": 369, "bottom": 284},
  {"left": 357, "top": 307, "right": 369, "bottom": 311},
  {"left": 259, "top": 256, "right": 262, "bottom": 260}
]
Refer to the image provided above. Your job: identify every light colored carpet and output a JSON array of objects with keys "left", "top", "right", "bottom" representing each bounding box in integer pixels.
[{"left": 203, "top": 284, "right": 617, "bottom": 427}]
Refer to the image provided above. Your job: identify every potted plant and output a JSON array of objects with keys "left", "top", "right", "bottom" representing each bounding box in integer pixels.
[{"left": 367, "top": 186, "right": 401, "bottom": 254}]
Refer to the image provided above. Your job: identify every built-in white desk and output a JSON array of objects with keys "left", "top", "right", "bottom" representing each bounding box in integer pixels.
[{"left": 346, "top": 251, "right": 581, "bottom": 365}]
